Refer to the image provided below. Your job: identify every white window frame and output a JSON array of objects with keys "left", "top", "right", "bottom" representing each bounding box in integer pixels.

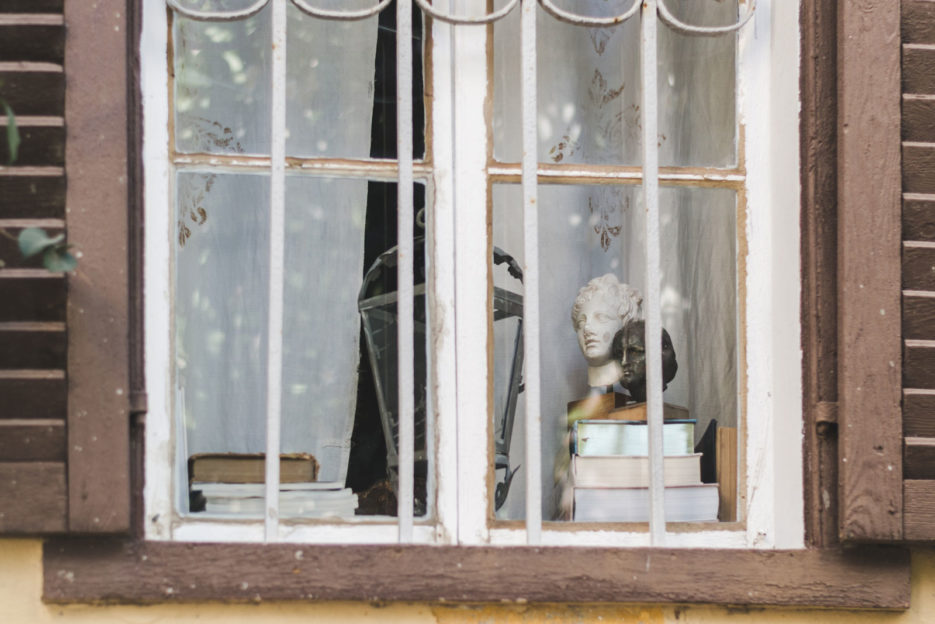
[{"left": 142, "top": 0, "right": 803, "bottom": 549}]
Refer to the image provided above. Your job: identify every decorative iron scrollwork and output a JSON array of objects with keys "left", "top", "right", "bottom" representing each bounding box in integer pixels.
[
  {"left": 413, "top": 0, "right": 519, "bottom": 25},
  {"left": 290, "top": 0, "right": 393, "bottom": 21},
  {"left": 657, "top": 0, "right": 756, "bottom": 36},
  {"left": 537, "top": 0, "right": 640, "bottom": 27},
  {"left": 166, "top": 0, "right": 270, "bottom": 21}
]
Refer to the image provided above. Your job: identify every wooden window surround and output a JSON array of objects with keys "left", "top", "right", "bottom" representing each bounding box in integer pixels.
[{"left": 41, "top": 0, "right": 912, "bottom": 609}]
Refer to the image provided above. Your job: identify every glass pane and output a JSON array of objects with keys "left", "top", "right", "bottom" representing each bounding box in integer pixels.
[
  {"left": 658, "top": 0, "right": 738, "bottom": 167},
  {"left": 174, "top": 171, "right": 271, "bottom": 515},
  {"left": 352, "top": 181, "right": 430, "bottom": 518},
  {"left": 173, "top": 0, "right": 426, "bottom": 159},
  {"left": 173, "top": 8, "right": 271, "bottom": 155},
  {"left": 493, "top": 0, "right": 737, "bottom": 168},
  {"left": 492, "top": 184, "right": 738, "bottom": 523}
]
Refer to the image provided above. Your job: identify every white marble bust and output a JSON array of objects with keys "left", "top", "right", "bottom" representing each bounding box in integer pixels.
[{"left": 570, "top": 274, "right": 643, "bottom": 387}]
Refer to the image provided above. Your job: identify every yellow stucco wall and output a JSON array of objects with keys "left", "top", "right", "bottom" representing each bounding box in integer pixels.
[{"left": 2, "top": 539, "right": 933, "bottom": 623}]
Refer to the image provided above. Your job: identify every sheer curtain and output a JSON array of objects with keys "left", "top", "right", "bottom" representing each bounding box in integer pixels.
[
  {"left": 173, "top": 1, "right": 379, "bottom": 487},
  {"left": 493, "top": 0, "right": 739, "bottom": 519}
]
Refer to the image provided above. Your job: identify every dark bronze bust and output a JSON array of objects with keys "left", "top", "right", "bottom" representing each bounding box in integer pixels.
[{"left": 611, "top": 320, "right": 678, "bottom": 403}]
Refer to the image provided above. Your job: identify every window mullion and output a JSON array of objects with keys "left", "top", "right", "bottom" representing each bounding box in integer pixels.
[
  {"left": 520, "top": 0, "right": 542, "bottom": 545},
  {"left": 641, "top": 0, "right": 667, "bottom": 546},
  {"left": 428, "top": 0, "right": 459, "bottom": 544},
  {"left": 451, "top": 1, "right": 494, "bottom": 546},
  {"left": 263, "top": 0, "right": 287, "bottom": 542},
  {"left": 396, "top": 0, "right": 416, "bottom": 543}
]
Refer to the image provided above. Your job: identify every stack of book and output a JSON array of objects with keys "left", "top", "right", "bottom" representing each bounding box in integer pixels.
[
  {"left": 570, "top": 405, "right": 718, "bottom": 523},
  {"left": 188, "top": 452, "right": 358, "bottom": 519}
]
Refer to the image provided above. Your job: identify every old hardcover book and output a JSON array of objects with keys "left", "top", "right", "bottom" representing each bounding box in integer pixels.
[
  {"left": 573, "top": 483, "right": 719, "bottom": 522},
  {"left": 572, "top": 419, "right": 696, "bottom": 456},
  {"left": 188, "top": 452, "right": 319, "bottom": 484},
  {"left": 604, "top": 402, "right": 690, "bottom": 422},
  {"left": 566, "top": 392, "right": 630, "bottom": 426},
  {"left": 571, "top": 453, "right": 702, "bottom": 488}
]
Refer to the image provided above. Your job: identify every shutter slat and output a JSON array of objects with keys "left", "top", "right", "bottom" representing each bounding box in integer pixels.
[
  {"left": 903, "top": 244, "right": 935, "bottom": 291},
  {"left": 0, "top": 175, "right": 66, "bottom": 219},
  {"left": 905, "top": 390, "right": 935, "bottom": 437},
  {"left": 0, "top": 322, "right": 65, "bottom": 368},
  {"left": 0, "top": 420, "right": 65, "bottom": 461},
  {"left": 0, "top": 462, "right": 65, "bottom": 533},
  {"left": 904, "top": 45, "right": 935, "bottom": 94},
  {"left": 0, "top": 69, "right": 63, "bottom": 116},
  {"left": 904, "top": 437, "right": 935, "bottom": 479},
  {"left": 903, "top": 143, "right": 935, "bottom": 195},
  {"left": 904, "top": 480, "right": 935, "bottom": 540},
  {"left": 903, "top": 97, "right": 935, "bottom": 143},
  {"left": 0, "top": 371, "right": 66, "bottom": 420},
  {"left": 0, "top": 24, "right": 63, "bottom": 63},
  {"left": 903, "top": 0, "right": 935, "bottom": 45},
  {"left": 0, "top": 125, "right": 64, "bottom": 166},
  {"left": 1, "top": 2, "right": 63, "bottom": 12},
  {"left": 903, "top": 291, "right": 935, "bottom": 340},
  {"left": 0, "top": 272, "right": 65, "bottom": 322},
  {"left": 904, "top": 195, "right": 935, "bottom": 242},
  {"left": 905, "top": 341, "right": 935, "bottom": 389}
]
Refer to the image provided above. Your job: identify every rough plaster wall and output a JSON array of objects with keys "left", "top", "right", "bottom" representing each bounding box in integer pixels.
[{"left": 3, "top": 539, "right": 935, "bottom": 623}]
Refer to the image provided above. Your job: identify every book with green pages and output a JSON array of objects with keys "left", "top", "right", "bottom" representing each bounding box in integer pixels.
[{"left": 571, "top": 419, "right": 695, "bottom": 456}]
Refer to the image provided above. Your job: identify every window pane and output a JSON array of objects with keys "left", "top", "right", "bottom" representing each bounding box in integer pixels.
[
  {"left": 173, "top": 9, "right": 271, "bottom": 155},
  {"left": 174, "top": 171, "right": 271, "bottom": 480},
  {"left": 173, "top": 0, "right": 426, "bottom": 159},
  {"left": 175, "top": 172, "right": 430, "bottom": 519},
  {"left": 492, "top": 0, "right": 737, "bottom": 168},
  {"left": 492, "top": 183, "right": 738, "bottom": 523}
]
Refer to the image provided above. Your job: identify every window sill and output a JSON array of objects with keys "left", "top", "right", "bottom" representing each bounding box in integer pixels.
[{"left": 42, "top": 538, "right": 909, "bottom": 608}]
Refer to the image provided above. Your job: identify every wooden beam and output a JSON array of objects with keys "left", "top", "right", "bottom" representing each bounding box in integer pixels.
[
  {"left": 837, "top": 0, "right": 903, "bottom": 542},
  {"left": 42, "top": 540, "right": 910, "bottom": 609}
]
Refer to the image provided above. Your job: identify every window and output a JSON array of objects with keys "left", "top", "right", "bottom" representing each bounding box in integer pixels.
[
  {"left": 140, "top": 0, "right": 806, "bottom": 549},
  {"left": 33, "top": 0, "right": 912, "bottom": 609}
]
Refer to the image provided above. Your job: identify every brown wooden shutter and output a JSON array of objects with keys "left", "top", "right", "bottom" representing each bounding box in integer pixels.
[
  {"left": 901, "top": 0, "right": 935, "bottom": 541},
  {"left": 835, "top": 0, "right": 904, "bottom": 542},
  {"left": 0, "top": 0, "right": 132, "bottom": 535}
]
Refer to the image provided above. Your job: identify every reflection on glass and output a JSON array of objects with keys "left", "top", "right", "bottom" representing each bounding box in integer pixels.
[
  {"left": 493, "top": 0, "right": 737, "bottom": 167},
  {"left": 492, "top": 184, "right": 737, "bottom": 523}
]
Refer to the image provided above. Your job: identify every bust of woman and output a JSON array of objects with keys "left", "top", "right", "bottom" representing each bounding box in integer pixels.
[{"left": 570, "top": 274, "right": 643, "bottom": 387}]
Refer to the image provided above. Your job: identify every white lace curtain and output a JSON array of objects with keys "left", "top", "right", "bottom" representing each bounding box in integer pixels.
[
  {"left": 493, "top": 0, "right": 740, "bottom": 518},
  {"left": 172, "top": 1, "right": 379, "bottom": 485}
]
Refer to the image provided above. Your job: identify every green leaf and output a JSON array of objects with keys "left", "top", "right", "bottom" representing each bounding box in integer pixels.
[
  {"left": 18, "top": 228, "right": 64, "bottom": 258},
  {"left": 2, "top": 101, "right": 20, "bottom": 165},
  {"left": 42, "top": 246, "right": 77, "bottom": 273}
]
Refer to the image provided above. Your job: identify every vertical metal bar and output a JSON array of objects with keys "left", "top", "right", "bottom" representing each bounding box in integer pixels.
[
  {"left": 641, "top": 0, "right": 665, "bottom": 545},
  {"left": 397, "top": 0, "right": 416, "bottom": 543},
  {"left": 521, "top": 0, "right": 542, "bottom": 545},
  {"left": 264, "top": 0, "right": 287, "bottom": 542}
]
